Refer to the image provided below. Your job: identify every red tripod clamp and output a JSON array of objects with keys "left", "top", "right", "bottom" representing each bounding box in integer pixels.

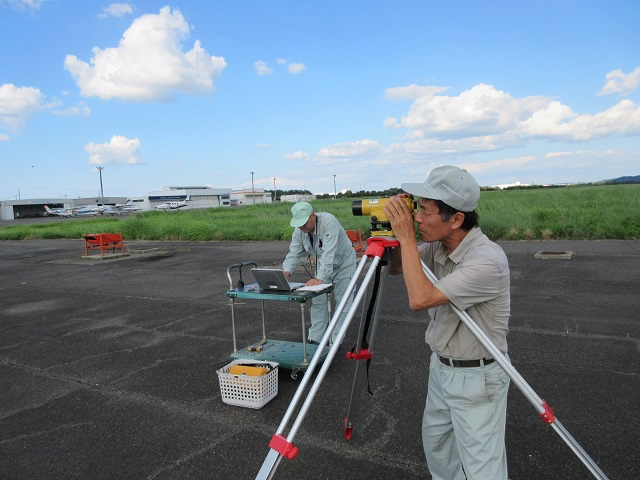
[
  {"left": 539, "top": 400, "right": 556, "bottom": 425},
  {"left": 346, "top": 349, "right": 373, "bottom": 360},
  {"left": 364, "top": 237, "right": 399, "bottom": 258},
  {"left": 269, "top": 434, "right": 299, "bottom": 459}
]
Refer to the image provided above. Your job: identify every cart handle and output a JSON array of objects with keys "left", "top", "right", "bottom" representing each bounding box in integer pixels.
[{"left": 226, "top": 262, "right": 259, "bottom": 290}]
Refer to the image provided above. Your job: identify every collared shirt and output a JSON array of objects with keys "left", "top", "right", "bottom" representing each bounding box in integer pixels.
[
  {"left": 419, "top": 227, "right": 510, "bottom": 359},
  {"left": 283, "top": 212, "right": 355, "bottom": 282}
]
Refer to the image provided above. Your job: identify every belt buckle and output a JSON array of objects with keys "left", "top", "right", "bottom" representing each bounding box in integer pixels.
[{"left": 439, "top": 356, "right": 454, "bottom": 367}]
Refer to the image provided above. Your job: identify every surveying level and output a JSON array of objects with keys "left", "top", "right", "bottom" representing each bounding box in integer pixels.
[
  {"left": 256, "top": 237, "right": 609, "bottom": 480},
  {"left": 352, "top": 197, "right": 416, "bottom": 236}
]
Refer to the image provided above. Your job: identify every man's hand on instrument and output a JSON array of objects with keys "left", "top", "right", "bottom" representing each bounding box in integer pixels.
[
  {"left": 284, "top": 271, "right": 291, "bottom": 277},
  {"left": 305, "top": 278, "right": 323, "bottom": 287},
  {"left": 384, "top": 195, "right": 416, "bottom": 242}
]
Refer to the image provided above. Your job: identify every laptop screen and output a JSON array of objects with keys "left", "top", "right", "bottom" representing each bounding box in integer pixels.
[{"left": 251, "top": 268, "right": 303, "bottom": 291}]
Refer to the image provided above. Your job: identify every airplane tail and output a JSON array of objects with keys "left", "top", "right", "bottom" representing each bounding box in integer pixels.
[
  {"left": 185, "top": 195, "right": 191, "bottom": 201},
  {"left": 44, "top": 205, "right": 53, "bottom": 214}
]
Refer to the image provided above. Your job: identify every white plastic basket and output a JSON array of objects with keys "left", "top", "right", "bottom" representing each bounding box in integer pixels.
[{"left": 217, "top": 359, "right": 279, "bottom": 409}]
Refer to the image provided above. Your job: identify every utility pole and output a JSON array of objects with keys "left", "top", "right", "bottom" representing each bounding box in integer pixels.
[
  {"left": 250, "top": 171, "right": 255, "bottom": 205},
  {"left": 333, "top": 174, "right": 337, "bottom": 200},
  {"left": 273, "top": 177, "right": 276, "bottom": 202},
  {"left": 97, "top": 166, "right": 105, "bottom": 199}
]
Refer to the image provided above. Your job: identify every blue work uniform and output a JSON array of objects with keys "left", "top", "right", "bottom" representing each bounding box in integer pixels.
[{"left": 283, "top": 212, "right": 356, "bottom": 343}]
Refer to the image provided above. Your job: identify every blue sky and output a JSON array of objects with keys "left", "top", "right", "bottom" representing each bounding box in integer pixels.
[{"left": 1, "top": 0, "right": 639, "bottom": 200}]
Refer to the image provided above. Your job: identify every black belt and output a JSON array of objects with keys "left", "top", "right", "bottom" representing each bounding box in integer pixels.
[{"left": 438, "top": 356, "right": 495, "bottom": 368}]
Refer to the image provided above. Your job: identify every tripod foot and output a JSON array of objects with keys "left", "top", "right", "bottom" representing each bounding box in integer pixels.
[{"left": 344, "top": 418, "right": 353, "bottom": 441}]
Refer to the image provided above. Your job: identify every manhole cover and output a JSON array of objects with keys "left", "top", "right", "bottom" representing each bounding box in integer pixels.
[{"left": 534, "top": 251, "right": 575, "bottom": 260}]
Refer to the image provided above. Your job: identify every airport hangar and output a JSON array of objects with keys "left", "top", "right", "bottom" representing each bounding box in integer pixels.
[{"left": 0, "top": 187, "right": 233, "bottom": 221}]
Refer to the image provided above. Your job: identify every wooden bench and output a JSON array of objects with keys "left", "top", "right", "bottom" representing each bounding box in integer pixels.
[{"left": 83, "top": 232, "right": 125, "bottom": 256}]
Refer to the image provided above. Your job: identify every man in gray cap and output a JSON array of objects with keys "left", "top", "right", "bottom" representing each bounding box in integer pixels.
[
  {"left": 384, "top": 165, "right": 511, "bottom": 480},
  {"left": 283, "top": 201, "right": 356, "bottom": 344}
]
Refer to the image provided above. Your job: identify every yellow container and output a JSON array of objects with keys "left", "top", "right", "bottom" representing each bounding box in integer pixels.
[{"left": 229, "top": 364, "right": 269, "bottom": 377}]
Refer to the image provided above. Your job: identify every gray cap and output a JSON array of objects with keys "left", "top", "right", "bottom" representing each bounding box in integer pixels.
[
  {"left": 401, "top": 165, "right": 480, "bottom": 212},
  {"left": 290, "top": 201, "right": 313, "bottom": 227}
]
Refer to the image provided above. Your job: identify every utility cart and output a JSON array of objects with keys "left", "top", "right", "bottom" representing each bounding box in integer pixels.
[{"left": 226, "top": 262, "right": 333, "bottom": 379}]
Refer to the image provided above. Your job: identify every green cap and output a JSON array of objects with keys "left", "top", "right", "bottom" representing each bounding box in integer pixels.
[{"left": 290, "top": 201, "right": 313, "bottom": 227}]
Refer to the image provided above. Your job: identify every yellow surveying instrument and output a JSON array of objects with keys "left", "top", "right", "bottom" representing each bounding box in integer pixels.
[{"left": 352, "top": 197, "right": 416, "bottom": 236}]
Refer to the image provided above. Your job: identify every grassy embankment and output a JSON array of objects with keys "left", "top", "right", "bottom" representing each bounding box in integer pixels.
[{"left": 0, "top": 184, "right": 638, "bottom": 241}]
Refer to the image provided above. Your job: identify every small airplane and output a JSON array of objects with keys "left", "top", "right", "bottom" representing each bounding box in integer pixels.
[
  {"left": 103, "top": 200, "right": 143, "bottom": 216},
  {"left": 44, "top": 205, "right": 74, "bottom": 217},
  {"left": 155, "top": 195, "right": 190, "bottom": 210},
  {"left": 74, "top": 205, "right": 103, "bottom": 216}
]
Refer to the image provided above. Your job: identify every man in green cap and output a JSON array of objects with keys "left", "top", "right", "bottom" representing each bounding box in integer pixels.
[{"left": 283, "top": 201, "right": 356, "bottom": 344}]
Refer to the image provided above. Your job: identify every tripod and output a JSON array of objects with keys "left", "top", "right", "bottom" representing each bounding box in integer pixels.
[{"left": 256, "top": 237, "right": 608, "bottom": 480}]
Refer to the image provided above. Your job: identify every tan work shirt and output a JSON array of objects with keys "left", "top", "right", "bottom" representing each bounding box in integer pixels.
[{"left": 419, "top": 227, "right": 510, "bottom": 359}]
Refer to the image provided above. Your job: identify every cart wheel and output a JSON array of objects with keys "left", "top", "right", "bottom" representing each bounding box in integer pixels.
[{"left": 291, "top": 368, "right": 299, "bottom": 380}]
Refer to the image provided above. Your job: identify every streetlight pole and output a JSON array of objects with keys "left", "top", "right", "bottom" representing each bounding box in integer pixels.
[
  {"left": 97, "top": 166, "right": 105, "bottom": 200},
  {"left": 273, "top": 177, "right": 276, "bottom": 202},
  {"left": 250, "top": 171, "right": 255, "bottom": 205},
  {"left": 333, "top": 174, "right": 337, "bottom": 200}
]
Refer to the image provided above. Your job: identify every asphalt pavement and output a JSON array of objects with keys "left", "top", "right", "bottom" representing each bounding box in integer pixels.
[{"left": 0, "top": 238, "right": 638, "bottom": 479}]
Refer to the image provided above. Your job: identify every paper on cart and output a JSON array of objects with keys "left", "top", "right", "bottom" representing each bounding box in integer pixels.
[{"left": 296, "top": 283, "right": 333, "bottom": 292}]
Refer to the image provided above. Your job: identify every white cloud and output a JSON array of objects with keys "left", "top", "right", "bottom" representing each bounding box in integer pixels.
[
  {"left": 0, "top": 83, "right": 46, "bottom": 132},
  {"left": 384, "top": 84, "right": 448, "bottom": 100},
  {"left": 598, "top": 66, "right": 640, "bottom": 96},
  {"left": 52, "top": 101, "right": 91, "bottom": 116},
  {"left": 385, "top": 83, "right": 640, "bottom": 156},
  {"left": 256, "top": 143, "right": 270, "bottom": 148},
  {"left": 458, "top": 156, "right": 536, "bottom": 173},
  {"left": 100, "top": 3, "right": 133, "bottom": 18},
  {"left": 254, "top": 60, "right": 273, "bottom": 76},
  {"left": 65, "top": 6, "right": 227, "bottom": 101},
  {"left": 4, "top": 0, "right": 43, "bottom": 11},
  {"left": 85, "top": 135, "right": 142, "bottom": 164},
  {"left": 288, "top": 63, "right": 306, "bottom": 74},
  {"left": 398, "top": 83, "right": 550, "bottom": 136},
  {"left": 383, "top": 116, "right": 399, "bottom": 128},
  {"left": 0, "top": 133, "right": 10, "bottom": 142},
  {"left": 285, "top": 150, "right": 310, "bottom": 161},
  {"left": 545, "top": 150, "right": 591, "bottom": 158},
  {"left": 318, "top": 139, "right": 381, "bottom": 158},
  {"left": 521, "top": 99, "right": 640, "bottom": 140},
  {"left": 276, "top": 58, "right": 287, "bottom": 65}
]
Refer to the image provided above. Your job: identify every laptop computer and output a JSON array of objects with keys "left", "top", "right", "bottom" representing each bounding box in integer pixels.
[{"left": 251, "top": 268, "right": 305, "bottom": 292}]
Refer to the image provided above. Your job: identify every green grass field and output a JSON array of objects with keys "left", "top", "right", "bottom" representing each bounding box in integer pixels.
[{"left": 1, "top": 184, "right": 638, "bottom": 241}]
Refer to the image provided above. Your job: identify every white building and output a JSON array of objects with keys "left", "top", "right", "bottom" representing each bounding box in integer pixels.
[
  {"left": 231, "top": 188, "right": 273, "bottom": 205},
  {"left": 279, "top": 194, "right": 316, "bottom": 203},
  {"left": 0, "top": 186, "right": 232, "bottom": 221},
  {"left": 492, "top": 182, "right": 532, "bottom": 189},
  {"left": 148, "top": 186, "right": 231, "bottom": 210},
  {"left": 0, "top": 196, "right": 128, "bottom": 221}
]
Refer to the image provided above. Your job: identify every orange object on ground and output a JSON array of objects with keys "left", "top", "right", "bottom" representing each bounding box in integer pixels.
[
  {"left": 345, "top": 228, "right": 364, "bottom": 256},
  {"left": 83, "top": 233, "right": 125, "bottom": 256},
  {"left": 229, "top": 364, "right": 270, "bottom": 376}
]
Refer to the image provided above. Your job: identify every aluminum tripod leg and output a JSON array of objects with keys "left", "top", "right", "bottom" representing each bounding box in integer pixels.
[
  {"left": 420, "top": 260, "right": 609, "bottom": 480},
  {"left": 256, "top": 254, "right": 381, "bottom": 480},
  {"left": 343, "top": 251, "right": 393, "bottom": 440}
]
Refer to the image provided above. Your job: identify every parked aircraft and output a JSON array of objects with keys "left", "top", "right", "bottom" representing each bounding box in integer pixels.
[
  {"left": 103, "top": 201, "right": 143, "bottom": 215},
  {"left": 155, "top": 195, "right": 190, "bottom": 210},
  {"left": 44, "top": 205, "right": 74, "bottom": 217},
  {"left": 74, "top": 205, "right": 103, "bottom": 216}
]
